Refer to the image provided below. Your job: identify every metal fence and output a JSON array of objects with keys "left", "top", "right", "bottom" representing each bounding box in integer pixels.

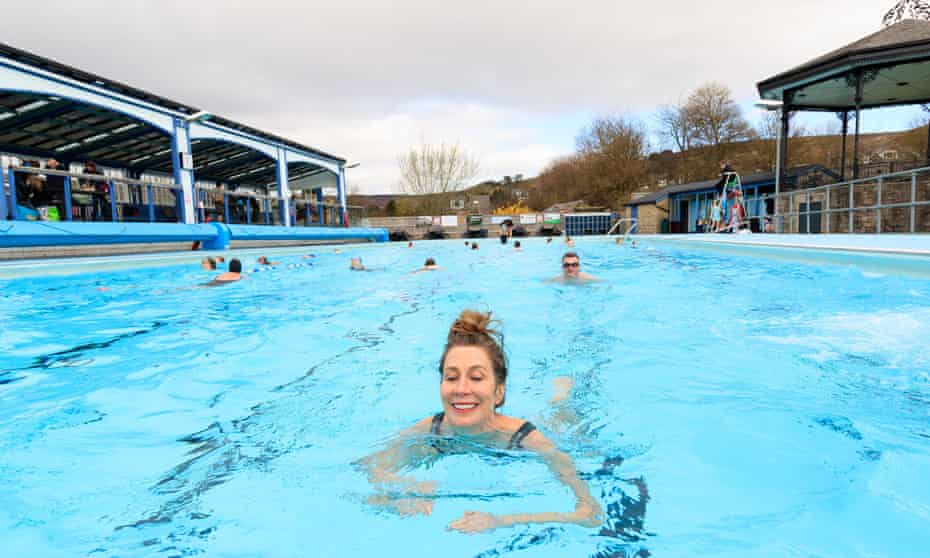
[
  {"left": 193, "top": 186, "right": 365, "bottom": 227},
  {"left": 767, "top": 166, "right": 930, "bottom": 234},
  {"left": 1, "top": 164, "right": 364, "bottom": 227},
  {"left": 4, "top": 165, "right": 184, "bottom": 223}
]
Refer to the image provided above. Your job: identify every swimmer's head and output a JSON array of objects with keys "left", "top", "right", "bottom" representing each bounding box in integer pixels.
[
  {"left": 201, "top": 257, "right": 216, "bottom": 270},
  {"left": 562, "top": 251, "right": 581, "bottom": 277},
  {"left": 229, "top": 258, "right": 242, "bottom": 273},
  {"left": 514, "top": 241, "right": 521, "bottom": 248},
  {"left": 258, "top": 256, "right": 269, "bottom": 265},
  {"left": 440, "top": 310, "right": 508, "bottom": 411},
  {"left": 424, "top": 257, "right": 436, "bottom": 267}
]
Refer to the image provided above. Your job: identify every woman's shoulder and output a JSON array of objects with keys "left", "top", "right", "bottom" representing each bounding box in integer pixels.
[
  {"left": 403, "top": 415, "right": 437, "bottom": 435},
  {"left": 496, "top": 414, "right": 553, "bottom": 451}
]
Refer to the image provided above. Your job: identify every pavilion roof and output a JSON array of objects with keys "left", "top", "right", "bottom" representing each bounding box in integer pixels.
[{"left": 757, "top": 20, "right": 930, "bottom": 110}]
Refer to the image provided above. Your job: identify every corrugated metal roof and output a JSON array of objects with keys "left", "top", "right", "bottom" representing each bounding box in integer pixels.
[
  {"left": 0, "top": 41, "right": 344, "bottom": 163},
  {"left": 758, "top": 20, "right": 930, "bottom": 97}
]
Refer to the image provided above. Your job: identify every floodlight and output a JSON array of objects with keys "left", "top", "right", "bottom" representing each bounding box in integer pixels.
[
  {"left": 754, "top": 99, "right": 784, "bottom": 110},
  {"left": 185, "top": 110, "right": 212, "bottom": 122}
]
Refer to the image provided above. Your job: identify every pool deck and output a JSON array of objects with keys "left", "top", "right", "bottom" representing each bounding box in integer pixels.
[{"left": 643, "top": 234, "right": 930, "bottom": 257}]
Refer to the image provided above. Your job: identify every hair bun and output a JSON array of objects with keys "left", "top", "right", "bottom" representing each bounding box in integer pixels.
[{"left": 450, "top": 310, "right": 498, "bottom": 338}]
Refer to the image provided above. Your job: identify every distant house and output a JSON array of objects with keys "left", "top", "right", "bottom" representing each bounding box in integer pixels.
[{"left": 449, "top": 193, "right": 490, "bottom": 214}]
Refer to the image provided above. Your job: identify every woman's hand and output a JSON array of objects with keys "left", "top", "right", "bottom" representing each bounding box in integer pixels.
[
  {"left": 368, "top": 493, "right": 434, "bottom": 516},
  {"left": 448, "top": 511, "right": 501, "bottom": 533}
]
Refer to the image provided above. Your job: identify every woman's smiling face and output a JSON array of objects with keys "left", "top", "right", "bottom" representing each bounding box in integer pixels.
[{"left": 440, "top": 345, "right": 504, "bottom": 432}]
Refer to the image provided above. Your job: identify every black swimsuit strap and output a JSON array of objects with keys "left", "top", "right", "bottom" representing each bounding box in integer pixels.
[
  {"left": 507, "top": 421, "right": 536, "bottom": 450},
  {"left": 432, "top": 413, "right": 534, "bottom": 449},
  {"left": 431, "top": 412, "right": 445, "bottom": 435}
]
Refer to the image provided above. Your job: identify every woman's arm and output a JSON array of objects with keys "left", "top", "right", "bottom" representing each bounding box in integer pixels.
[
  {"left": 358, "top": 418, "right": 436, "bottom": 515},
  {"left": 448, "top": 430, "right": 603, "bottom": 533}
]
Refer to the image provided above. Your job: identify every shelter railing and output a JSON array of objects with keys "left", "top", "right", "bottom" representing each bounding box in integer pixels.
[
  {"left": 2, "top": 165, "right": 184, "bottom": 223},
  {"left": 194, "top": 186, "right": 364, "bottom": 227},
  {"left": 765, "top": 166, "right": 930, "bottom": 234}
]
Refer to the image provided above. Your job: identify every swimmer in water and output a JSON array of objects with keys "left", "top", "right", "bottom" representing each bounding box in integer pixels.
[
  {"left": 414, "top": 257, "right": 441, "bottom": 273},
  {"left": 548, "top": 252, "right": 600, "bottom": 283},
  {"left": 201, "top": 257, "right": 216, "bottom": 271},
  {"left": 360, "top": 310, "right": 603, "bottom": 533},
  {"left": 208, "top": 258, "right": 243, "bottom": 284},
  {"left": 257, "top": 256, "right": 280, "bottom": 266},
  {"left": 350, "top": 257, "right": 367, "bottom": 271}
]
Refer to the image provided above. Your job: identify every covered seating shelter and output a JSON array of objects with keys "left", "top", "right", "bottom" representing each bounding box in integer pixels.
[{"left": 0, "top": 41, "right": 349, "bottom": 227}]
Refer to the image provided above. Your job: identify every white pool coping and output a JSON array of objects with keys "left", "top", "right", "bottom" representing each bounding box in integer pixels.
[{"left": 640, "top": 234, "right": 930, "bottom": 257}]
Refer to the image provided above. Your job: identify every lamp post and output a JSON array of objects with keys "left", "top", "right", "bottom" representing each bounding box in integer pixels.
[{"left": 756, "top": 99, "right": 784, "bottom": 232}]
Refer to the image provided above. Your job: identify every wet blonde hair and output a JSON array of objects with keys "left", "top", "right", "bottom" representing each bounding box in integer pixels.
[{"left": 440, "top": 310, "right": 508, "bottom": 407}]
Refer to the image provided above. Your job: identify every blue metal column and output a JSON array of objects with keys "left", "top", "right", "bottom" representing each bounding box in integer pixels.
[
  {"left": 171, "top": 118, "right": 196, "bottom": 224},
  {"left": 223, "top": 192, "right": 230, "bottom": 223},
  {"left": 147, "top": 185, "right": 155, "bottom": 222},
  {"left": 0, "top": 164, "right": 7, "bottom": 220},
  {"left": 316, "top": 189, "right": 324, "bottom": 224},
  {"left": 275, "top": 147, "right": 291, "bottom": 227},
  {"left": 109, "top": 180, "right": 117, "bottom": 221},
  {"left": 8, "top": 168, "right": 18, "bottom": 220},
  {"left": 305, "top": 202, "right": 311, "bottom": 226},
  {"left": 631, "top": 205, "right": 638, "bottom": 233},
  {"left": 264, "top": 197, "right": 271, "bottom": 224},
  {"left": 63, "top": 177, "right": 72, "bottom": 221}
]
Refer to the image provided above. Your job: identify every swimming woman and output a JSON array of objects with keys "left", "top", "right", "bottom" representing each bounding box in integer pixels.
[{"left": 360, "top": 310, "right": 603, "bottom": 533}]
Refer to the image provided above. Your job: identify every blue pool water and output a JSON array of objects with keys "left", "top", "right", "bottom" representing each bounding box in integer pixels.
[{"left": 1, "top": 238, "right": 929, "bottom": 557}]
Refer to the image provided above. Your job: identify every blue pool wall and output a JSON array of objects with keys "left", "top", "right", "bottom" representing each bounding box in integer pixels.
[{"left": 0, "top": 221, "right": 388, "bottom": 249}]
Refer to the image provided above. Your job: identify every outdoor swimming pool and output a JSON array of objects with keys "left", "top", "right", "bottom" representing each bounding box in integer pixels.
[{"left": 1, "top": 238, "right": 929, "bottom": 557}]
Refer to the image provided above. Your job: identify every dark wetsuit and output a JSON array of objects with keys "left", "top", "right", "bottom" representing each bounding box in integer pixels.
[{"left": 430, "top": 412, "right": 536, "bottom": 451}]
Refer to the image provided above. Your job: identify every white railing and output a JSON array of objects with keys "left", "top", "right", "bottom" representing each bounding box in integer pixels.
[{"left": 765, "top": 166, "right": 930, "bottom": 234}]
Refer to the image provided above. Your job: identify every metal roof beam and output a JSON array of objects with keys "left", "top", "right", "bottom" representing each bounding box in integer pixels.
[
  {"left": 63, "top": 125, "right": 161, "bottom": 158},
  {"left": 0, "top": 99, "right": 77, "bottom": 133},
  {"left": 198, "top": 152, "right": 270, "bottom": 177}
]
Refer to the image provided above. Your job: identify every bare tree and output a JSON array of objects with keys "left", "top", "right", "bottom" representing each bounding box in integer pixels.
[
  {"left": 575, "top": 115, "right": 649, "bottom": 206},
  {"left": 397, "top": 142, "right": 480, "bottom": 194},
  {"left": 883, "top": 0, "right": 930, "bottom": 26},
  {"left": 656, "top": 100, "right": 694, "bottom": 152},
  {"left": 685, "top": 82, "right": 752, "bottom": 148}
]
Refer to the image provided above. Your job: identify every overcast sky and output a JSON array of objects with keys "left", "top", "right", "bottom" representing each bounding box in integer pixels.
[{"left": 0, "top": 1, "right": 920, "bottom": 193}]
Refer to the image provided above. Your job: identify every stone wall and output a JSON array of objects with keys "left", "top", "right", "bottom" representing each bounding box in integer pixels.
[{"left": 626, "top": 200, "right": 668, "bottom": 234}]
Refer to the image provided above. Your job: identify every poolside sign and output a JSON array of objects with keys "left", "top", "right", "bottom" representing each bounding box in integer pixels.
[{"left": 543, "top": 213, "right": 561, "bottom": 225}]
